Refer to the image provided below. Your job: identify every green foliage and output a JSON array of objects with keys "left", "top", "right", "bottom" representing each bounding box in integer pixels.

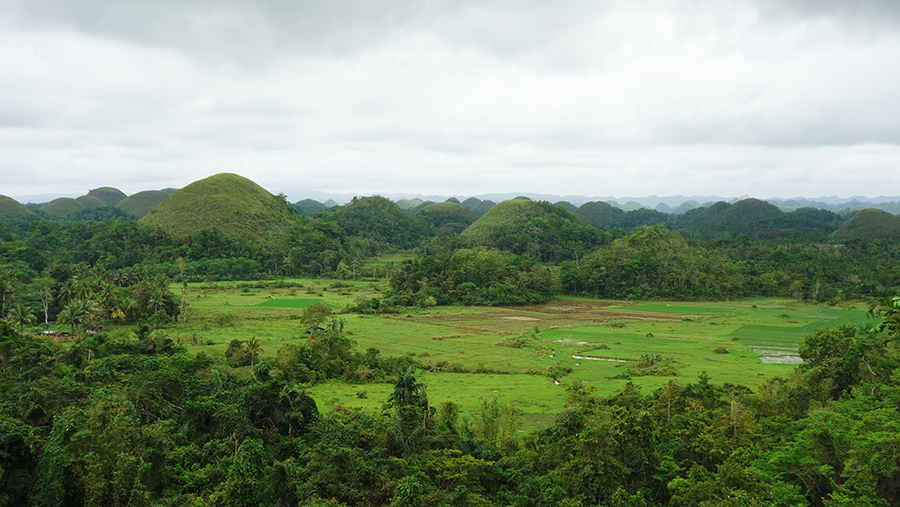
[
  {"left": 389, "top": 247, "right": 558, "bottom": 306},
  {"left": 466, "top": 397, "right": 520, "bottom": 453},
  {"left": 115, "top": 190, "right": 174, "bottom": 218},
  {"left": 86, "top": 187, "right": 127, "bottom": 207},
  {"left": 292, "top": 198, "right": 330, "bottom": 216},
  {"left": 140, "top": 172, "right": 304, "bottom": 251},
  {"left": 0, "top": 195, "right": 33, "bottom": 217},
  {"left": 74, "top": 195, "right": 106, "bottom": 209},
  {"left": 325, "top": 196, "right": 429, "bottom": 251},
  {"left": 561, "top": 224, "right": 739, "bottom": 300},
  {"left": 415, "top": 202, "right": 478, "bottom": 235},
  {"left": 39, "top": 198, "right": 85, "bottom": 218},
  {"left": 461, "top": 199, "right": 605, "bottom": 263},
  {"left": 301, "top": 302, "right": 332, "bottom": 328},
  {"left": 830, "top": 208, "right": 900, "bottom": 242},
  {"left": 460, "top": 197, "right": 495, "bottom": 217}
]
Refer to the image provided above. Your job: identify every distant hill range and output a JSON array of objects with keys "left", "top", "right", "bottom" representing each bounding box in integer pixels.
[{"left": 8, "top": 175, "right": 900, "bottom": 234}]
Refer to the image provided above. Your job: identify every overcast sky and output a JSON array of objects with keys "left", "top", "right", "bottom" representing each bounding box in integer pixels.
[{"left": 3, "top": 0, "right": 900, "bottom": 201}]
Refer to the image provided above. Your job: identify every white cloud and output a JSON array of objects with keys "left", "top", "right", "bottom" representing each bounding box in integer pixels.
[{"left": 1, "top": 0, "right": 900, "bottom": 200}]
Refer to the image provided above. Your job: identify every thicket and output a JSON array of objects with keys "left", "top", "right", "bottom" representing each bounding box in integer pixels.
[
  {"left": 388, "top": 247, "right": 558, "bottom": 306},
  {"left": 0, "top": 301, "right": 899, "bottom": 505}
]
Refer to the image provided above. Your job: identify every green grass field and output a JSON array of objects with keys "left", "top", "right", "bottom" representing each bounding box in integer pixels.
[{"left": 147, "top": 279, "right": 871, "bottom": 430}]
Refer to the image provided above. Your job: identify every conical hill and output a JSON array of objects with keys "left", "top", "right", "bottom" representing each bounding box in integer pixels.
[
  {"left": 830, "top": 208, "right": 900, "bottom": 242},
  {"left": 87, "top": 187, "right": 127, "bottom": 206},
  {"left": 0, "top": 195, "right": 33, "bottom": 217},
  {"left": 40, "top": 198, "right": 85, "bottom": 217},
  {"left": 139, "top": 173, "right": 299, "bottom": 247},
  {"left": 459, "top": 199, "right": 600, "bottom": 262},
  {"left": 117, "top": 189, "right": 177, "bottom": 218}
]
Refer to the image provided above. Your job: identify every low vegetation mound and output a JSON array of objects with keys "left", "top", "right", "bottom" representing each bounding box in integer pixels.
[
  {"left": 140, "top": 173, "right": 300, "bottom": 248},
  {"left": 561, "top": 224, "right": 737, "bottom": 299},
  {"left": 325, "top": 196, "right": 428, "bottom": 250},
  {"left": 460, "top": 199, "right": 604, "bottom": 262},
  {"left": 461, "top": 197, "right": 496, "bottom": 216},
  {"left": 0, "top": 195, "right": 33, "bottom": 217},
  {"left": 39, "top": 197, "right": 85, "bottom": 217},
  {"left": 575, "top": 201, "right": 624, "bottom": 228},
  {"left": 291, "top": 198, "right": 329, "bottom": 216},
  {"left": 415, "top": 201, "right": 478, "bottom": 234},
  {"left": 389, "top": 247, "right": 558, "bottom": 306},
  {"left": 679, "top": 198, "right": 787, "bottom": 237},
  {"left": 87, "top": 186, "right": 127, "bottom": 206},
  {"left": 75, "top": 195, "right": 107, "bottom": 209},
  {"left": 116, "top": 189, "right": 176, "bottom": 218},
  {"left": 554, "top": 201, "right": 577, "bottom": 213},
  {"left": 394, "top": 198, "right": 424, "bottom": 210},
  {"left": 830, "top": 208, "right": 900, "bottom": 241}
]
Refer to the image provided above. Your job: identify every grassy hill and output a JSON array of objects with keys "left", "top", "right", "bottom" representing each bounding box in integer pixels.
[
  {"left": 415, "top": 201, "right": 478, "bottom": 234},
  {"left": 116, "top": 189, "right": 176, "bottom": 218},
  {"left": 0, "top": 195, "right": 33, "bottom": 217},
  {"left": 40, "top": 198, "right": 85, "bottom": 217},
  {"left": 139, "top": 173, "right": 300, "bottom": 248},
  {"left": 830, "top": 208, "right": 900, "bottom": 241},
  {"left": 87, "top": 187, "right": 127, "bottom": 206},
  {"left": 460, "top": 199, "right": 603, "bottom": 262},
  {"left": 575, "top": 201, "right": 625, "bottom": 228},
  {"left": 326, "top": 196, "right": 427, "bottom": 249},
  {"left": 75, "top": 195, "right": 107, "bottom": 209},
  {"left": 678, "top": 198, "right": 787, "bottom": 237}
]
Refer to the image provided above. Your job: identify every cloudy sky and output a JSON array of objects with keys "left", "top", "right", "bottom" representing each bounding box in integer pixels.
[{"left": 2, "top": 0, "right": 900, "bottom": 201}]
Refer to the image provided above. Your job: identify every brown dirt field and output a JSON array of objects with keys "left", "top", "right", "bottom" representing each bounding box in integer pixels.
[{"left": 408, "top": 300, "right": 714, "bottom": 334}]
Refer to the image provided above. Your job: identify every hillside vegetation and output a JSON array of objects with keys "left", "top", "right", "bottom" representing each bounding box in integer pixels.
[
  {"left": 140, "top": 173, "right": 301, "bottom": 249},
  {"left": 461, "top": 199, "right": 604, "bottom": 262},
  {"left": 116, "top": 189, "right": 176, "bottom": 218},
  {"left": 74, "top": 194, "right": 107, "bottom": 209},
  {"left": 0, "top": 195, "right": 33, "bottom": 217},
  {"left": 415, "top": 201, "right": 478, "bottom": 234},
  {"left": 39, "top": 197, "right": 85, "bottom": 217},
  {"left": 87, "top": 186, "right": 127, "bottom": 206},
  {"left": 830, "top": 208, "right": 900, "bottom": 241}
]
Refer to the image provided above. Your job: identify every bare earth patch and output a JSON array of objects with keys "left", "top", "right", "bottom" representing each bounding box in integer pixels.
[{"left": 406, "top": 300, "right": 716, "bottom": 333}]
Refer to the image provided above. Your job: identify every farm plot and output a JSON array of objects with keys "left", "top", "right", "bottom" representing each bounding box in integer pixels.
[{"left": 169, "top": 282, "right": 871, "bottom": 429}]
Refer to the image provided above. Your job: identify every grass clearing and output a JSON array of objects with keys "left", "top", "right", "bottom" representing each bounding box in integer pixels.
[{"left": 151, "top": 282, "right": 872, "bottom": 429}]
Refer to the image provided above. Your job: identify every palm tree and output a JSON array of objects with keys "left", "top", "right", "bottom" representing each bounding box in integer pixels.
[
  {"left": 57, "top": 299, "right": 97, "bottom": 337},
  {"left": 242, "top": 337, "right": 263, "bottom": 367},
  {"left": 148, "top": 288, "right": 165, "bottom": 314},
  {"left": 5, "top": 303, "right": 36, "bottom": 334},
  {"left": 329, "top": 317, "right": 348, "bottom": 333}
]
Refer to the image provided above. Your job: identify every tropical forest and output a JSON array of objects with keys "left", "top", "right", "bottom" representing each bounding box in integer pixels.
[{"left": 2, "top": 173, "right": 900, "bottom": 506}]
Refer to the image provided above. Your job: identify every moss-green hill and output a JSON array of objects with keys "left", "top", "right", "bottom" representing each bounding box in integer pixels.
[
  {"left": 0, "top": 195, "right": 33, "bottom": 217},
  {"left": 461, "top": 197, "right": 496, "bottom": 217},
  {"left": 116, "top": 189, "right": 177, "bottom": 218},
  {"left": 395, "top": 198, "right": 424, "bottom": 210},
  {"left": 326, "top": 196, "right": 427, "bottom": 249},
  {"left": 87, "top": 187, "right": 127, "bottom": 206},
  {"left": 40, "top": 198, "right": 86, "bottom": 217},
  {"left": 415, "top": 201, "right": 478, "bottom": 234},
  {"left": 830, "top": 209, "right": 900, "bottom": 242},
  {"left": 679, "top": 198, "right": 786, "bottom": 237},
  {"left": 139, "top": 173, "right": 300, "bottom": 248},
  {"left": 75, "top": 195, "right": 107, "bottom": 209},
  {"left": 460, "top": 199, "right": 602, "bottom": 262},
  {"left": 575, "top": 201, "right": 624, "bottom": 228}
]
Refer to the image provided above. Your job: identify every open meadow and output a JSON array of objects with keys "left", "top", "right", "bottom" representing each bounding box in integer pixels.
[{"left": 140, "top": 278, "right": 872, "bottom": 431}]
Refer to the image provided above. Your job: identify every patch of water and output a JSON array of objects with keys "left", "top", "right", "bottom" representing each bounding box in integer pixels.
[
  {"left": 555, "top": 339, "right": 593, "bottom": 345},
  {"left": 750, "top": 346, "right": 804, "bottom": 364},
  {"left": 572, "top": 355, "right": 628, "bottom": 363}
]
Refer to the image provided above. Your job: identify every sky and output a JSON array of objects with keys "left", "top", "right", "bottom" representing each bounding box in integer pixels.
[{"left": 2, "top": 0, "right": 900, "bottom": 202}]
